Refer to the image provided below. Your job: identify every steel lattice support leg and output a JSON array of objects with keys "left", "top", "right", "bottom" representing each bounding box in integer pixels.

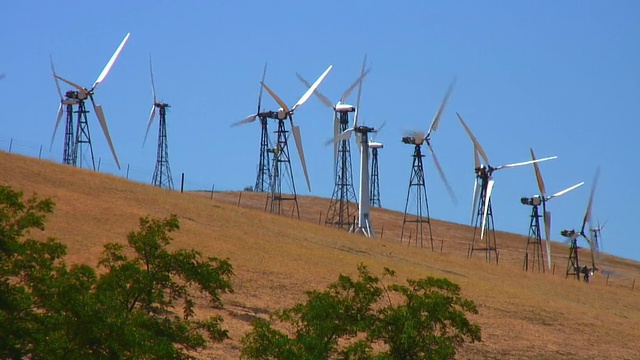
[
  {"left": 254, "top": 116, "right": 271, "bottom": 192},
  {"left": 62, "top": 103, "right": 75, "bottom": 165}
]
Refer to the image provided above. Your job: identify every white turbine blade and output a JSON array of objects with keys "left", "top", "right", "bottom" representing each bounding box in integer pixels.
[
  {"left": 456, "top": 112, "right": 489, "bottom": 165},
  {"left": 530, "top": 148, "right": 547, "bottom": 197},
  {"left": 480, "top": 179, "right": 495, "bottom": 240},
  {"left": 91, "top": 97, "right": 120, "bottom": 170},
  {"left": 341, "top": 67, "right": 371, "bottom": 102},
  {"left": 50, "top": 104, "right": 64, "bottom": 150},
  {"left": 544, "top": 210, "right": 552, "bottom": 269},
  {"left": 547, "top": 182, "right": 584, "bottom": 201},
  {"left": 495, "top": 156, "right": 556, "bottom": 170},
  {"left": 261, "top": 82, "right": 290, "bottom": 114},
  {"left": 92, "top": 33, "right": 131, "bottom": 90},
  {"left": 353, "top": 107, "right": 360, "bottom": 128},
  {"left": 372, "top": 121, "right": 386, "bottom": 141},
  {"left": 143, "top": 105, "right": 156, "bottom": 147},
  {"left": 426, "top": 78, "right": 456, "bottom": 137},
  {"left": 296, "top": 72, "right": 334, "bottom": 109},
  {"left": 334, "top": 128, "right": 354, "bottom": 143},
  {"left": 471, "top": 178, "right": 479, "bottom": 225},
  {"left": 473, "top": 145, "right": 480, "bottom": 169},
  {"left": 149, "top": 56, "right": 157, "bottom": 103},
  {"left": 427, "top": 143, "right": 457, "bottom": 204},
  {"left": 50, "top": 55, "right": 63, "bottom": 100},
  {"left": 55, "top": 75, "right": 87, "bottom": 94},
  {"left": 580, "top": 168, "right": 600, "bottom": 235},
  {"left": 231, "top": 114, "right": 257, "bottom": 127},
  {"left": 291, "top": 124, "right": 311, "bottom": 191},
  {"left": 354, "top": 56, "right": 367, "bottom": 126},
  {"left": 257, "top": 62, "right": 268, "bottom": 113},
  {"left": 292, "top": 65, "right": 333, "bottom": 112}
]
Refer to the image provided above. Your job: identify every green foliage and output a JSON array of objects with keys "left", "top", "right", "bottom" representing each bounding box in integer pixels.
[
  {"left": 0, "top": 185, "right": 234, "bottom": 359},
  {"left": 241, "top": 264, "right": 481, "bottom": 360}
]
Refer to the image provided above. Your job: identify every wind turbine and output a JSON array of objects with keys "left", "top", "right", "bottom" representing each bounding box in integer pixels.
[
  {"left": 297, "top": 57, "right": 369, "bottom": 228},
  {"left": 50, "top": 33, "right": 130, "bottom": 171},
  {"left": 334, "top": 63, "right": 375, "bottom": 237},
  {"left": 522, "top": 148, "right": 583, "bottom": 272},
  {"left": 231, "top": 63, "right": 272, "bottom": 192},
  {"left": 260, "top": 65, "right": 333, "bottom": 217},
  {"left": 457, "top": 113, "right": 556, "bottom": 263},
  {"left": 143, "top": 57, "right": 173, "bottom": 190},
  {"left": 561, "top": 168, "right": 600, "bottom": 281},
  {"left": 401, "top": 81, "right": 457, "bottom": 250}
]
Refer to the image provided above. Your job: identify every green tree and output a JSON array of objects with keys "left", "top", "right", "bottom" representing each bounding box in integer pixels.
[
  {"left": 241, "top": 265, "right": 481, "bottom": 360},
  {"left": 0, "top": 185, "right": 234, "bottom": 359}
]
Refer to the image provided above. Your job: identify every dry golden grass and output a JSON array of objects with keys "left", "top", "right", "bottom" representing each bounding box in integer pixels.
[{"left": 1, "top": 151, "right": 639, "bottom": 359}]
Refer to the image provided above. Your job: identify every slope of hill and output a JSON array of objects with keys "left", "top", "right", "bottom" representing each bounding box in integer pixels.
[{"left": 1, "top": 151, "right": 639, "bottom": 359}]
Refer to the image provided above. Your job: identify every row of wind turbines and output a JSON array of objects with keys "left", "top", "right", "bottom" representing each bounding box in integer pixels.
[
  {"left": 45, "top": 34, "right": 605, "bottom": 281},
  {"left": 231, "top": 55, "right": 605, "bottom": 280}
]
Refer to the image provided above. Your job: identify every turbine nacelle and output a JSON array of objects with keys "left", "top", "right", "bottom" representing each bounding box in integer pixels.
[
  {"left": 335, "top": 102, "right": 356, "bottom": 113},
  {"left": 65, "top": 89, "right": 89, "bottom": 101},
  {"left": 520, "top": 195, "right": 543, "bottom": 206},
  {"left": 474, "top": 165, "right": 492, "bottom": 178},
  {"left": 561, "top": 229, "right": 579, "bottom": 239},
  {"left": 154, "top": 102, "right": 170, "bottom": 108},
  {"left": 369, "top": 141, "right": 383, "bottom": 149},
  {"left": 276, "top": 108, "right": 288, "bottom": 120},
  {"left": 401, "top": 135, "right": 425, "bottom": 146}
]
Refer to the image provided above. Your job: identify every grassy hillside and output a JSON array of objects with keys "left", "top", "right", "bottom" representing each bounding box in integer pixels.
[{"left": 1, "top": 151, "right": 639, "bottom": 359}]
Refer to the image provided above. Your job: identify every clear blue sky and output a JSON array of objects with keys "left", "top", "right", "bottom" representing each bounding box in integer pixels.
[{"left": 1, "top": 1, "right": 639, "bottom": 263}]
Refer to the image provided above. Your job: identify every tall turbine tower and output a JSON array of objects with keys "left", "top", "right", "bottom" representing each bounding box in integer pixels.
[
  {"left": 232, "top": 63, "right": 271, "bottom": 192},
  {"left": 521, "top": 148, "right": 582, "bottom": 272},
  {"left": 400, "top": 82, "right": 456, "bottom": 249},
  {"left": 297, "top": 58, "right": 369, "bottom": 228},
  {"left": 143, "top": 58, "right": 174, "bottom": 190},
  {"left": 50, "top": 33, "right": 130, "bottom": 171},
  {"left": 260, "top": 65, "right": 333, "bottom": 217},
  {"left": 369, "top": 130, "right": 384, "bottom": 208},
  {"left": 334, "top": 86, "right": 376, "bottom": 237},
  {"left": 457, "top": 113, "right": 555, "bottom": 263}
]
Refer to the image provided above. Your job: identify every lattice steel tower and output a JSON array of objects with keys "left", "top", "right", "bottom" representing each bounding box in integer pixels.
[
  {"left": 325, "top": 110, "right": 358, "bottom": 228},
  {"left": 401, "top": 139, "right": 433, "bottom": 249},
  {"left": 522, "top": 197, "right": 545, "bottom": 272},
  {"left": 151, "top": 102, "right": 174, "bottom": 189},
  {"left": 266, "top": 117, "right": 300, "bottom": 218},
  {"left": 562, "top": 230, "right": 581, "bottom": 280},
  {"left": 369, "top": 142, "right": 383, "bottom": 207}
]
